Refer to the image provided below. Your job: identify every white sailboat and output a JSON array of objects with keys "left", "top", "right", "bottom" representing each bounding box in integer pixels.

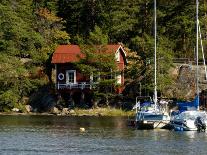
[
  {"left": 170, "top": 0, "right": 207, "bottom": 131},
  {"left": 135, "top": 0, "right": 170, "bottom": 129}
]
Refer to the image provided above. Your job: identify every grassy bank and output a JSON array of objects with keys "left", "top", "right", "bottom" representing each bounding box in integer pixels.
[
  {"left": 0, "top": 108, "right": 135, "bottom": 117},
  {"left": 73, "top": 108, "right": 135, "bottom": 117}
]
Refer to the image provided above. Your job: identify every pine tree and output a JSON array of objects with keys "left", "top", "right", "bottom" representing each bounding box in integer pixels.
[{"left": 75, "top": 26, "right": 118, "bottom": 106}]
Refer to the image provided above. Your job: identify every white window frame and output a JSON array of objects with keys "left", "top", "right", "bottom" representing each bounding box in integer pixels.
[
  {"left": 66, "top": 70, "right": 76, "bottom": 84},
  {"left": 90, "top": 72, "right": 100, "bottom": 83},
  {"left": 115, "top": 50, "right": 120, "bottom": 62},
  {"left": 116, "top": 74, "right": 122, "bottom": 84}
]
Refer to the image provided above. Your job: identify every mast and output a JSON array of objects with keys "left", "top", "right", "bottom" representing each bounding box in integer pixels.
[
  {"left": 196, "top": 0, "right": 199, "bottom": 110},
  {"left": 198, "top": 20, "right": 207, "bottom": 81},
  {"left": 154, "top": 0, "right": 158, "bottom": 109}
]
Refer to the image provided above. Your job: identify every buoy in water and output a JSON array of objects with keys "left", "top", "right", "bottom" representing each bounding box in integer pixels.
[{"left": 80, "top": 127, "right": 85, "bottom": 132}]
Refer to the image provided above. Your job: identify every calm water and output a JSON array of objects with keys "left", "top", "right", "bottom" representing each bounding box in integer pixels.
[{"left": 0, "top": 115, "right": 207, "bottom": 155}]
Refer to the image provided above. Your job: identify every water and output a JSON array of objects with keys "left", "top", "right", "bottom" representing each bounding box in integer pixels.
[{"left": 0, "top": 115, "right": 207, "bottom": 155}]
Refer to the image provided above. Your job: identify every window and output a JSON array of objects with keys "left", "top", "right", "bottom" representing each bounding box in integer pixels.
[
  {"left": 90, "top": 72, "right": 100, "bottom": 83},
  {"left": 115, "top": 51, "right": 120, "bottom": 62},
  {"left": 66, "top": 70, "right": 76, "bottom": 84},
  {"left": 116, "top": 74, "right": 122, "bottom": 84}
]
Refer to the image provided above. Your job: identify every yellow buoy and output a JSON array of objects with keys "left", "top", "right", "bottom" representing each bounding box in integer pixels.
[{"left": 80, "top": 127, "right": 85, "bottom": 132}]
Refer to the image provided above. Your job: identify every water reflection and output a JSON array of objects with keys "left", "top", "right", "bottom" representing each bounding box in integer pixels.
[{"left": 0, "top": 115, "right": 207, "bottom": 155}]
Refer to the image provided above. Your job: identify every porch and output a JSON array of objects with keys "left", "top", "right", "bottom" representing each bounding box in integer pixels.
[{"left": 57, "top": 82, "right": 95, "bottom": 90}]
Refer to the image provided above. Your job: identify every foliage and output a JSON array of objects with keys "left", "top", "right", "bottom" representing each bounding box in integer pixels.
[
  {"left": 0, "top": 0, "right": 69, "bottom": 111},
  {"left": 1, "top": 0, "right": 207, "bottom": 110},
  {"left": 74, "top": 26, "right": 118, "bottom": 104}
]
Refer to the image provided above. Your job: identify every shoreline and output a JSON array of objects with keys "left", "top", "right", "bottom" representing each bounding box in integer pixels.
[{"left": 0, "top": 108, "right": 135, "bottom": 117}]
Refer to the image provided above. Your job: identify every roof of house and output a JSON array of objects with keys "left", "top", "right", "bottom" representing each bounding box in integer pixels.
[{"left": 51, "top": 44, "right": 126, "bottom": 64}]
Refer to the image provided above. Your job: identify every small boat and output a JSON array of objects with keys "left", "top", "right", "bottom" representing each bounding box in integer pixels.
[
  {"left": 135, "top": 100, "right": 170, "bottom": 129},
  {"left": 170, "top": 110, "right": 207, "bottom": 131}
]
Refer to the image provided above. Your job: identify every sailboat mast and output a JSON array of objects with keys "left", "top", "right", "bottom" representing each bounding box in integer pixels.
[
  {"left": 154, "top": 0, "right": 158, "bottom": 108},
  {"left": 198, "top": 20, "right": 207, "bottom": 81},
  {"left": 196, "top": 0, "right": 199, "bottom": 110}
]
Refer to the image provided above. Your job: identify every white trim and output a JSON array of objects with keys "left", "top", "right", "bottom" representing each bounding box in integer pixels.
[
  {"left": 116, "top": 74, "right": 122, "bottom": 84},
  {"left": 58, "top": 73, "right": 64, "bottom": 80},
  {"left": 116, "top": 45, "right": 126, "bottom": 57},
  {"left": 115, "top": 45, "right": 127, "bottom": 62},
  {"left": 66, "top": 70, "right": 76, "bottom": 84},
  {"left": 115, "top": 50, "right": 120, "bottom": 62},
  {"left": 90, "top": 72, "right": 93, "bottom": 82}
]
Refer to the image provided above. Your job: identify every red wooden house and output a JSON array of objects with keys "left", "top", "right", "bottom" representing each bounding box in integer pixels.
[{"left": 51, "top": 44, "right": 127, "bottom": 106}]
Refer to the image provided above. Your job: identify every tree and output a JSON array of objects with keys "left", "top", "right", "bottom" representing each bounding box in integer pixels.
[
  {"left": 33, "top": 6, "right": 70, "bottom": 82},
  {"left": 75, "top": 26, "right": 118, "bottom": 106},
  {"left": 0, "top": 0, "right": 70, "bottom": 111}
]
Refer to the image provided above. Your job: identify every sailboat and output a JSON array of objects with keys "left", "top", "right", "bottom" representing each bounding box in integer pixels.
[
  {"left": 135, "top": 0, "right": 170, "bottom": 129},
  {"left": 170, "top": 0, "right": 207, "bottom": 131}
]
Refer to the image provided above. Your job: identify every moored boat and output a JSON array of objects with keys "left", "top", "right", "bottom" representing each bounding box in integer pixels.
[
  {"left": 135, "top": 100, "right": 170, "bottom": 129},
  {"left": 170, "top": 110, "right": 207, "bottom": 131}
]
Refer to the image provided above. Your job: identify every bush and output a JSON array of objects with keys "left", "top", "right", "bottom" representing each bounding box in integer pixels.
[{"left": 0, "top": 90, "right": 19, "bottom": 112}]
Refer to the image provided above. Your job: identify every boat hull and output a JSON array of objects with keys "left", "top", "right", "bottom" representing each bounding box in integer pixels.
[
  {"left": 170, "top": 111, "right": 207, "bottom": 131},
  {"left": 136, "top": 120, "right": 170, "bottom": 129},
  {"left": 135, "top": 110, "right": 170, "bottom": 129},
  {"left": 170, "top": 121, "right": 197, "bottom": 131}
]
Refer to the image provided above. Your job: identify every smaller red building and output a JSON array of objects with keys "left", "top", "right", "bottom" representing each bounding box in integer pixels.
[{"left": 51, "top": 44, "right": 127, "bottom": 105}]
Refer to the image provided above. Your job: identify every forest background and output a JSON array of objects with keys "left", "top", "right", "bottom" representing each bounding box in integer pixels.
[{"left": 0, "top": 0, "right": 207, "bottom": 112}]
